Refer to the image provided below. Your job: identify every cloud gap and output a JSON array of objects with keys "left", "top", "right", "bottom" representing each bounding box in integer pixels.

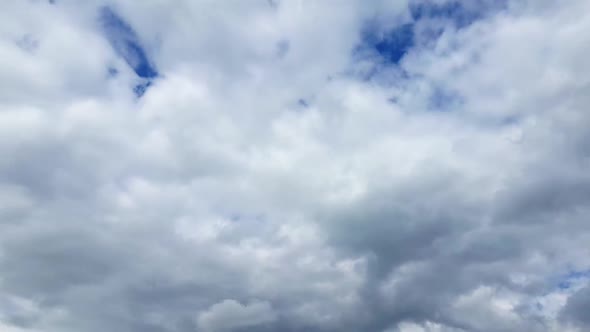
[{"left": 99, "top": 6, "right": 158, "bottom": 97}]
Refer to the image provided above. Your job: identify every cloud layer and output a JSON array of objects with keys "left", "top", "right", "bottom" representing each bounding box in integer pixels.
[{"left": 1, "top": 1, "right": 590, "bottom": 331}]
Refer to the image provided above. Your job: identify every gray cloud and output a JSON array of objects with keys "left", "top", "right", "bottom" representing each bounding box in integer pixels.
[
  {"left": 1, "top": 1, "right": 590, "bottom": 332},
  {"left": 561, "top": 285, "right": 590, "bottom": 329}
]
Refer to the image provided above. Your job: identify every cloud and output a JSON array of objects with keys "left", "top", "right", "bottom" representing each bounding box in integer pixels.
[
  {"left": 1, "top": 0, "right": 590, "bottom": 331},
  {"left": 196, "top": 300, "right": 276, "bottom": 332},
  {"left": 561, "top": 285, "right": 590, "bottom": 328}
]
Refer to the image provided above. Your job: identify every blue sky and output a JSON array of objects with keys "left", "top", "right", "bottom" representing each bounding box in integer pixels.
[{"left": 99, "top": 6, "right": 158, "bottom": 97}]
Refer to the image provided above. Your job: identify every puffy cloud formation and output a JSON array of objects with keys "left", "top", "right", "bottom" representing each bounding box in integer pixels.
[
  {"left": 197, "top": 300, "right": 276, "bottom": 331},
  {"left": 1, "top": 0, "right": 590, "bottom": 331}
]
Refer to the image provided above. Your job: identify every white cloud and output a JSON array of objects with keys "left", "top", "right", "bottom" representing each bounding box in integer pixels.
[
  {"left": 1, "top": 1, "right": 589, "bottom": 331},
  {"left": 197, "top": 300, "right": 276, "bottom": 332}
]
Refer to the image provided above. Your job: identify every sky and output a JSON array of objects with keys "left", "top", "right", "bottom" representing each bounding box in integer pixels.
[{"left": 1, "top": 0, "right": 590, "bottom": 331}]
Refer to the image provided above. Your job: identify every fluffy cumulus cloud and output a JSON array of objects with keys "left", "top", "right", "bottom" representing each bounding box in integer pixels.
[
  {"left": 196, "top": 300, "right": 277, "bottom": 331},
  {"left": 1, "top": 0, "right": 590, "bottom": 331}
]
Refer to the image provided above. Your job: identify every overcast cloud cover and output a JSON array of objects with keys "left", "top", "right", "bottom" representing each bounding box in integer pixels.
[{"left": 1, "top": 0, "right": 590, "bottom": 331}]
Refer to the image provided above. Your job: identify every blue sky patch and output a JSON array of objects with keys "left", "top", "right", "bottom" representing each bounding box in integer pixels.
[
  {"left": 410, "top": 1, "right": 478, "bottom": 29},
  {"left": 557, "top": 269, "right": 590, "bottom": 290},
  {"left": 354, "top": 1, "right": 508, "bottom": 72},
  {"left": 100, "top": 6, "right": 158, "bottom": 98},
  {"left": 133, "top": 81, "right": 152, "bottom": 98},
  {"left": 358, "top": 22, "right": 415, "bottom": 65},
  {"left": 409, "top": 0, "right": 508, "bottom": 29},
  {"left": 374, "top": 23, "right": 414, "bottom": 64}
]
